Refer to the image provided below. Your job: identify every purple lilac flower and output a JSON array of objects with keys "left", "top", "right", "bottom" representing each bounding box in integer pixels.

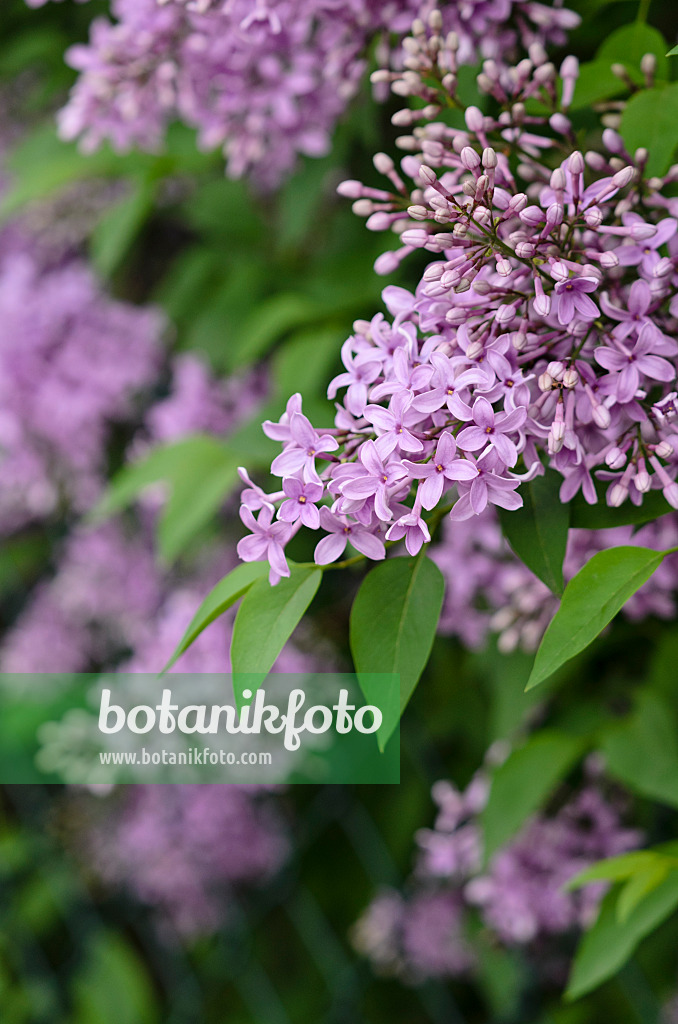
[
  {"left": 0, "top": 249, "right": 162, "bottom": 532},
  {"left": 355, "top": 758, "right": 642, "bottom": 979},
  {"left": 236, "top": 21, "right": 678, "bottom": 576},
  {"left": 87, "top": 784, "right": 288, "bottom": 938}
]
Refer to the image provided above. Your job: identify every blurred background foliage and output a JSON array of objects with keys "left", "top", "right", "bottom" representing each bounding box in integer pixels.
[{"left": 0, "top": 0, "right": 678, "bottom": 1022}]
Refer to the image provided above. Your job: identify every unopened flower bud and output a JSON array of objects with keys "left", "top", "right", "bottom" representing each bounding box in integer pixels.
[
  {"left": 482, "top": 147, "right": 498, "bottom": 169},
  {"left": 609, "top": 483, "right": 628, "bottom": 507},
  {"left": 562, "top": 368, "right": 579, "bottom": 389},
  {"left": 515, "top": 242, "right": 536, "bottom": 259},
  {"left": 465, "top": 106, "right": 484, "bottom": 132},
  {"left": 461, "top": 146, "right": 481, "bottom": 171},
  {"left": 408, "top": 205, "right": 429, "bottom": 220},
  {"left": 611, "top": 166, "right": 635, "bottom": 189},
  {"left": 592, "top": 403, "right": 611, "bottom": 430},
  {"left": 654, "top": 440, "right": 674, "bottom": 459},
  {"left": 568, "top": 150, "right": 585, "bottom": 175},
  {"left": 538, "top": 372, "right": 554, "bottom": 392},
  {"left": 664, "top": 482, "right": 678, "bottom": 509},
  {"left": 547, "top": 361, "right": 565, "bottom": 381},
  {"left": 606, "top": 447, "right": 627, "bottom": 470}
]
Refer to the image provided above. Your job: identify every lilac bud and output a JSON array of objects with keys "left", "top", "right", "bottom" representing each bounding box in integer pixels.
[
  {"left": 465, "top": 106, "right": 484, "bottom": 132},
  {"left": 482, "top": 147, "right": 498, "bottom": 169},
  {"left": 373, "top": 152, "right": 395, "bottom": 175},
  {"left": 508, "top": 193, "right": 529, "bottom": 214},
  {"left": 640, "top": 53, "right": 657, "bottom": 78},
  {"left": 401, "top": 228, "right": 430, "bottom": 246},
  {"left": 584, "top": 207, "right": 603, "bottom": 228},
  {"left": 611, "top": 166, "right": 635, "bottom": 189},
  {"left": 515, "top": 242, "right": 536, "bottom": 258},
  {"left": 655, "top": 440, "right": 674, "bottom": 459},
  {"left": 374, "top": 250, "right": 403, "bottom": 275},
  {"left": 606, "top": 447, "right": 627, "bottom": 470},
  {"left": 592, "top": 403, "right": 611, "bottom": 430},
  {"left": 549, "top": 113, "right": 571, "bottom": 135},
  {"left": 562, "top": 368, "right": 579, "bottom": 389},
  {"left": 560, "top": 55, "right": 579, "bottom": 79},
  {"left": 602, "top": 128, "right": 624, "bottom": 154},
  {"left": 653, "top": 257, "right": 673, "bottom": 278},
  {"left": 629, "top": 221, "right": 657, "bottom": 241},
  {"left": 599, "top": 252, "right": 619, "bottom": 268},
  {"left": 352, "top": 199, "right": 374, "bottom": 216},
  {"left": 520, "top": 206, "right": 544, "bottom": 227},
  {"left": 568, "top": 150, "right": 585, "bottom": 175},
  {"left": 608, "top": 483, "right": 628, "bottom": 507},
  {"left": 366, "top": 212, "right": 395, "bottom": 231},
  {"left": 337, "top": 180, "right": 364, "bottom": 198},
  {"left": 418, "top": 164, "right": 438, "bottom": 185},
  {"left": 547, "top": 361, "right": 565, "bottom": 381},
  {"left": 550, "top": 168, "right": 567, "bottom": 192},
  {"left": 534, "top": 293, "right": 551, "bottom": 317},
  {"left": 634, "top": 147, "right": 648, "bottom": 166},
  {"left": 460, "top": 147, "right": 481, "bottom": 171},
  {"left": 635, "top": 465, "right": 651, "bottom": 492},
  {"left": 408, "top": 205, "right": 429, "bottom": 220},
  {"left": 538, "top": 372, "right": 553, "bottom": 392},
  {"left": 496, "top": 258, "right": 512, "bottom": 277}
]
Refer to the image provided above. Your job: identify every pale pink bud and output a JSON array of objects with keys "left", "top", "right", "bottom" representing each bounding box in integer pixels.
[
  {"left": 461, "top": 146, "right": 481, "bottom": 171},
  {"left": 408, "top": 205, "right": 429, "bottom": 220},
  {"left": 655, "top": 440, "right": 674, "bottom": 459},
  {"left": 482, "top": 147, "right": 498, "bottom": 169},
  {"left": 547, "top": 361, "right": 565, "bottom": 381},
  {"left": 608, "top": 483, "right": 628, "bottom": 507},
  {"left": 592, "top": 403, "right": 611, "bottom": 430},
  {"left": 538, "top": 372, "right": 553, "bottom": 392},
  {"left": 664, "top": 482, "right": 678, "bottom": 509},
  {"left": 584, "top": 207, "right": 603, "bottom": 228},
  {"left": 515, "top": 242, "right": 536, "bottom": 258},
  {"left": 568, "top": 150, "right": 585, "bottom": 175},
  {"left": 562, "top": 368, "right": 579, "bottom": 389},
  {"left": 465, "top": 106, "right": 484, "bottom": 132},
  {"left": 611, "top": 166, "right": 635, "bottom": 189},
  {"left": 606, "top": 447, "right": 627, "bottom": 470}
]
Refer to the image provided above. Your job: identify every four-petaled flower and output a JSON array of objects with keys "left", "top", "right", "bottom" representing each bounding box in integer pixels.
[
  {"left": 457, "top": 398, "right": 526, "bottom": 467},
  {"left": 403, "top": 434, "right": 478, "bottom": 510}
]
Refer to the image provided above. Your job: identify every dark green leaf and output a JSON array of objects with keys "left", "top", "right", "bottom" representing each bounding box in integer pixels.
[
  {"left": 230, "top": 565, "right": 322, "bottom": 706},
  {"left": 90, "top": 181, "right": 156, "bottom": 279},
  {"left": 668, "top": 44, "right": 678, "bottom": 57},
  {"left": 597, "top": 23, "right": 669, "bottom": 81},
  {"left": 566, "top": 874, "right": 678, "bottom": 1000},
  {"left": 569, "top": 487, "right": 673, "bottom": 529},
  {"left": 526, "top": 546, "right": 665, "bottom": 690},
  {"left": 481, "top": 731, "right": 585, "bottom": 863},
  {"left": 600, "top": 692, "right": 678, "bottom": 808},
  {"left": 617, "top": 861, "right": 671, "bottom": 923},
  {"left": 498, "top": 470, "right": 569, "bottom": 595},
  {"left": 163, "top": 562, "right": 270, "bottom": 672},
  {"left": 90, "top": 436, "right": 241, "bottom": 564},
  {"left": 621, "top": 84, "right": 678, "bottom": 177},
  {"left": 349, "top": 555, "right": 445, "bottom": 750}
]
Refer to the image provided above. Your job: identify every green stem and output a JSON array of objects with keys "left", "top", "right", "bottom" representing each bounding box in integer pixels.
[{"left": 637, "top": 0, "right": 651, "bottom": 22}]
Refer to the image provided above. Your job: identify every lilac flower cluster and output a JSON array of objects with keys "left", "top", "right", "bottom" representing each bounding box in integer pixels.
[
  {"left": 237, "top": 17, "right": 678, "bottom": 578},
  {"left": 354, "top": 759, "right": 642, "bottom": 980},
  {"left": 86, "top": 784, "right": 287, "bottom": 938},
  {"left": 433, "top": 509, "right": 678, "bottom": 652},
  {"left": 54, "top": 0, "right": 579, "bottom": 189},
  {"left": 0, "top": 244, "right": 162, "bottom": 533},
  {"left": 56, "top": 0, "right": 418, "bottom": 188}
]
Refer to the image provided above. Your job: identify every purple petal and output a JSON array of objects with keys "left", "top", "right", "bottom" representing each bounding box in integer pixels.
[{"left": 315, "top": 532, "right": 347, "bottom": 565}]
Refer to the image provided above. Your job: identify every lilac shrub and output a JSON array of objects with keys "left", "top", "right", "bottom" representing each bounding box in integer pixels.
[
  {"left": 234, "top": 14, "right": 678, "bottom": 581},
  {"left": 354, "top": 761, "right": 642, "bottom": 980}
]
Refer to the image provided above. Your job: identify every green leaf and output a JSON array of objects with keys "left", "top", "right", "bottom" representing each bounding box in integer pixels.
[
  {"left": 566, "top": 851, "right": 658, "bottom": 890},
  {"left": 569, "top": 487, "right": 673, "bottom": 529},
  {"left": 349, "top": 555, "right": 445, "bottom": 750},
  {"left": 72, "top": 932, "right": 158, "bottom": 1024},
  {"left": 526, "top": 546, "right": 665, "bottom": 690},
  {"left": 162, "top": 562, "right": 270, "bottom": 671},
  {"left": 621, "top": 84, "right": 678, "bottom": 177},
  {"left": 90, "top": 180, "right": 156, "bottom": 279},
  {"left": 90, "top": 436, "right": 241, "bottom": 564},
  {"left": 617, "top": 861, "right": 672, "bottom": 924},
  {"left": 228, "top": 293, "right": 321, "bottom": 371},
  {"left": 668, "top": 44, "right": 678, "bottom": 57},
  {"left": 597, "top": 23, "right": 669, "bottom": 81},
  {"left": 230, "top": 565, "right": 322, "bottom": 706},
  {"left": 481, "top": 731, "right": 585, "bottom": 863},
  {"left": 569, "top": 60, "right": 626, "bottom": 110},
  {"left": 498, "top": 470, "right": 569, "bottom": 595},
  {"left": 600, "top": 691, "right": 678, "bottom": 808},
  {"left": 566, "top": 874, "right": 678, "bottom": 1000}
]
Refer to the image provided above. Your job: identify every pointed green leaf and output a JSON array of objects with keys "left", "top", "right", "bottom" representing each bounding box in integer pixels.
[
  {"left": 569, "top": 487, "right": 672, "bottom": 529},
  {"left": 230, "top": 565, "right": 322, "bottom": 706},
  {"left": 566, "top": 874, "right": 678, "bottom": 1001},
  {"left": 90, "top": 436, "right": 241, "bottom": 564},
  {"left": 498, "top": 470, "right": 569, "bottom": 595},
  {"left": 481, "top": 731, "right": 585, "bottom": 863},
  {"left": 162, "top": 561, "right": 271, "bottom": 672},
  {"left": 617, "top": 862, "right": 672, "bottom": 924},
  {"left": 349, "top": 555, "right": 445, "bottom": 750},
  {"left": 565, "top": 851, "right": 658, "bottom": 891},
  {"left": 526, "top": 546, "right": 665, "bottom": 690},
  {"left": 668, "top": 44, "right": 678, "bottom": 57},
  {"left": 600, "top": 692, "right": 678, "bottom": 808},
  {"left": 620, "top": 84, "right": 678, "bottom": 177}
]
